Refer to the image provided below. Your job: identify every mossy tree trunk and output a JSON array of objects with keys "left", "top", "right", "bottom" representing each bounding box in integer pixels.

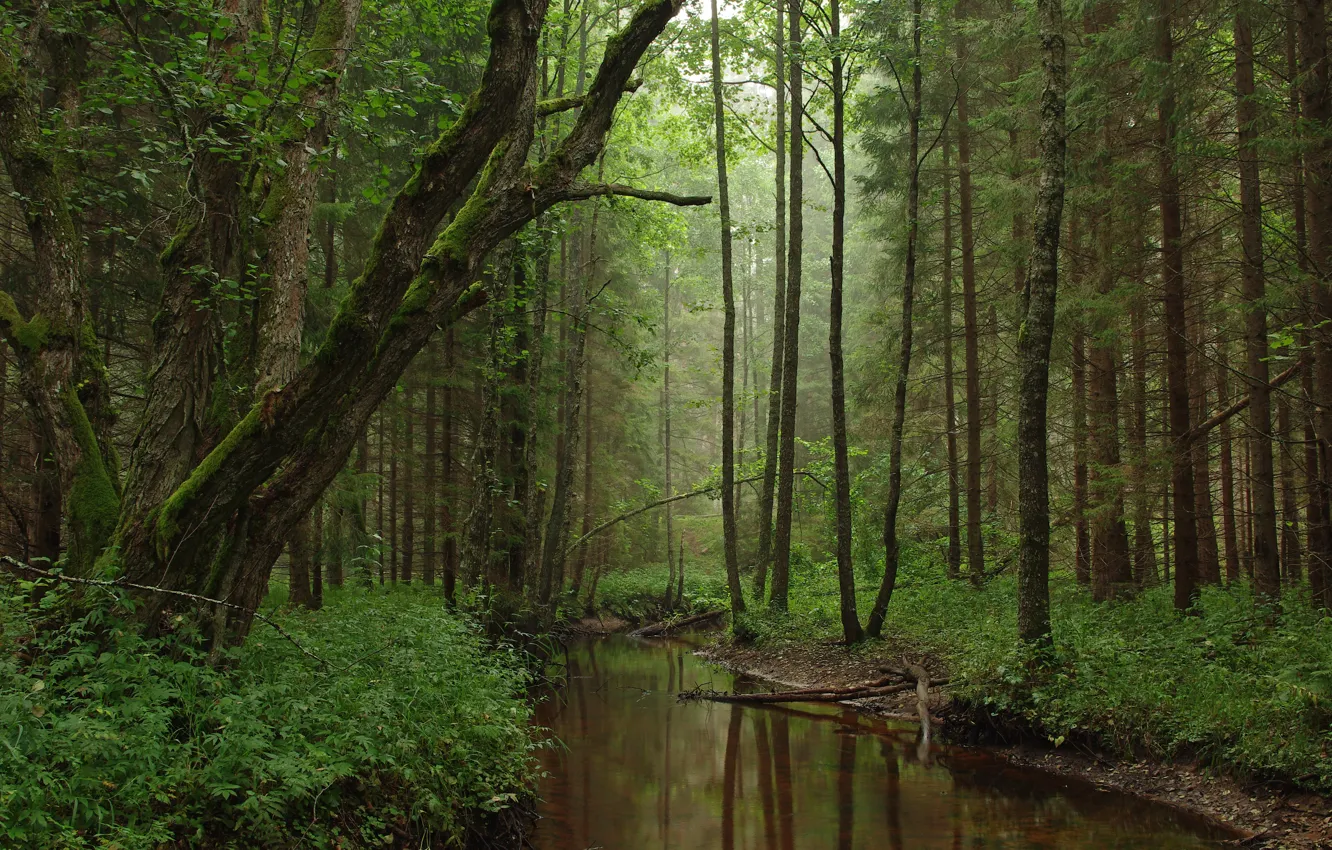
[{"left": 2, "top": 0, "right": 701, "bottom": 645}]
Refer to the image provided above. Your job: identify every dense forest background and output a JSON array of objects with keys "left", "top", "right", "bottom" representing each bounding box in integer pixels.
[{"left": 3, "top": 0, "right": 1332, "bottom": 843}]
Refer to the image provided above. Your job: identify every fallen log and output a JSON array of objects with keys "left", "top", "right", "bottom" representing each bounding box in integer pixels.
[
  {"left": 679, "top": 678, "right": 952, "bottom": 705},
  {"left": 629, "top": 608, "right": 727, "bottom": 638}
]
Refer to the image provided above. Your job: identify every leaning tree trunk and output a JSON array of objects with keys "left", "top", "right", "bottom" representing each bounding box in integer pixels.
[{"left": 1015, "top": 0, "right": 1065, "bottom": 647}]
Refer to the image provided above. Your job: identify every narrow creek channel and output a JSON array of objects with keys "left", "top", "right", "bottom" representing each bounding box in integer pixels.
[{"left": 532, "top": 634, "right": 1237, "bottom": 849}]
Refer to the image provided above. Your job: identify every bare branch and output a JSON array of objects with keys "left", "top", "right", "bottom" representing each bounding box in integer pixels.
[{"left": 561, "top": 182, "right": 712, "bottom": 205}]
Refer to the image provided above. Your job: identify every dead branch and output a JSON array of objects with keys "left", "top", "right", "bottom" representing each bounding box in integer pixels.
[
  {"left": 629, "top": 608, "right": 726, "bottom": 638},
  {"left": 3, "top": 557, "right": 330, "bottom": 669},
  {"left": 1184, "top": 359, "right": 1302, "bottom": 444}
]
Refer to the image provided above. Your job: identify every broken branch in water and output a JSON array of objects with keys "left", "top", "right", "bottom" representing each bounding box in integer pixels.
[{"left": 629, "top": 608, "right": 727, "bottom": 638}]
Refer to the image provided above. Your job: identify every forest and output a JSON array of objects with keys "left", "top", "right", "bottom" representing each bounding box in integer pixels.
[{"left": 1, "top": 0, "right": 1331, "bottom": 845}]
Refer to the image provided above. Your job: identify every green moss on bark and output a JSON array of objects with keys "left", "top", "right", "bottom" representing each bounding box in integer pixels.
[
  {"left": 62, "top": 388, "right": 120, "bottom": 575},
  {"left": 154, "top": 406, "right": 262, "bottom": 560}
]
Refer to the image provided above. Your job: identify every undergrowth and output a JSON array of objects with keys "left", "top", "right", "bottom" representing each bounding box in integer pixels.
[
  {"left": 0, "top": 583, "right": 536, "bottom": 848},
  {"left": 587, "top": 562, "right": 729, "bottom": 622}
]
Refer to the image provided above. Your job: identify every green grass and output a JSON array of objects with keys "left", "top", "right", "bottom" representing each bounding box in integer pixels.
[
  {"left": 0, "top": 584, "right": 536, "bottom": 848},
  {"left": 623, "top": 526, "right": 1332, "bottom": 793}
]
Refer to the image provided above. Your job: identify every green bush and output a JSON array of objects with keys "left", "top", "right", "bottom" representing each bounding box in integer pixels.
[{"left": 0, "top": 584, "right": 535, "bottom": 848}]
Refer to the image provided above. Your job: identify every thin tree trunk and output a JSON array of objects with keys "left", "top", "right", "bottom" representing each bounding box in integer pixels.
[
  {"left": 1217, "top": 357, "right": 1241, "bottom": 584},
  {"left": 663, "top": 257, "right": 676, "bottom": 609},
  {"left": 770, "top": 0, "right": 804, "bottom": 611},
  {"left": 403, "top": 379, "right": 415, "bottom": 584},
  {"left": 866, "top": 0, "right": 920, "bottom": 639},
  {"left": 1278, "top": 395, "right": 1303, "bottom": 583},
  {"left": 756, "top": 0, "right": 788, "bottom": 598},
  {"left": 443, "top": 330, "right": 458, "bottom": 602},
  {"left": 956, "top": 13, "right": 985, "bottom": 585},
  {"left": 712, "top": 0, "right": 747, "bottom": 620},
  {"left": 942, "top": 132, "right": 962, "bottom": 580},
  {"left": 1129, "top": 225, "right": 1157, "bottom": 586},
  {"left": 1191, "top": 322, "right": 1221, "bottom": 586},
  {"left": 390, "top": 399, "right": 399, "bottom": 584},
  {"left": 1088, "top": 187, "right": 1131, "bottom": 601},
  {"left": 424, "top": 344, "right": 438, "bottom": 586},
  {"left": 1072, "top": 324, "right": 1091, "bottom": 585},
  {"left": 1015, "top": 0, "right": 1065, "bottom": 646}
]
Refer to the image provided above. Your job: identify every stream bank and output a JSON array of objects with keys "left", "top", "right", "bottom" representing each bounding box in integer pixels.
[{"left": 698, "top": 634, "right": 1332, "bottom": 849}]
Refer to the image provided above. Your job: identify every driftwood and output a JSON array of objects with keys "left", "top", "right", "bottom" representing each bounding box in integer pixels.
[
  {"left": 629, "top": 608, "right": 727, "bottom": 638},
  {"left": 906, "top": 662, "right": 933, "bottom": 744},
  {"left": 679, "top": 671, "right": 950, "bottom": 706}
]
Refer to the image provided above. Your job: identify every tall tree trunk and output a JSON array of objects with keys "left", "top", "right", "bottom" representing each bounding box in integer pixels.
[
  {"left": 402, "top": 380, "right": 415, "bottom": 584},
  {"left": 1072, "top": 325, "right": 1091, "bottom": 585},
  {"left": 712, "top": 0, "right": 747, "bottom": 621},
  {"left": 1159, "top": 0, "right": 1200, "bottom": 610},
  {"left": 866, "top": 0, "right": 920, "bottom": 639},
  {"left": 1298, "top": 0, "right": 1332, "bottom": 609},
  {"left": 521, "top": 234, "right": 552, "bottom": 592},
  {"left": 756, "top": 0, "right": 788, "bottom": 598},
  {"left": 1235, "top": 0, "right": 1280, "bottom": 599},
  {"left": 377, "top": 407, "right": 386, "bottom": 585},
  {"left": 1278, "top": 395, "right": 1303, "bottom": 583},
  {"left": 1129, "top": 225, "right": 1157, "bottom": 586},
  {"left": 956, "top": 14, "right": 985, "bottom": 585},
  {"left": 389, "top": 399, "right": 399, "bottom": 584},
  {"left": 770, "top": 0, "right": 804, "bottom": 612},
  {"left": 663, "top": 257, "right": 676, "bottom": 609},
  {"left": 1015, "top": 0, "right": 1065, "bottom": 647},
  {"left": 942, "top": 132, "right": 962, "bottom": 581},
  {"left": 424, "top": 344, "right": 438, "bottom": 586},
  {"left": 1217, "top": 358, "right": 1241, "bottom": 584},
  {"left": 1088, "top": 181, "right": 1131, "bottom": 601},
  {"left": 443, "top": 330, "right": 458, "bottom": 602},
  {"left": 1191, "top": 321, "right": 1221, "bottom": 586},
  {"left": 538, "top": 246, "right": 591, "bottom": 607}
]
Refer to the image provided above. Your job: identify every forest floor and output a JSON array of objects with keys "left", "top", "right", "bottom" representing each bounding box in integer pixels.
[{"left": 697, "top": 635, "right": 1332, "bottom": 849}]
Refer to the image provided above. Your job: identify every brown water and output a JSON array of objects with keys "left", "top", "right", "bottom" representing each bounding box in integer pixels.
[{"left": 532, "top": 635, "right": 1236, "bottom": 850}]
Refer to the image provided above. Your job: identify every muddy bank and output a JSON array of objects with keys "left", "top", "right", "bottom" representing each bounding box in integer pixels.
[{"left": 697, "top": 637, "right": 1332, "bottom": 849}]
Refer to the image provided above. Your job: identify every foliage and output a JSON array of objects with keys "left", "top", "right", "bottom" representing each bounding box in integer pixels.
[
  {"left": 0, "top": 585, "right": 535, "bottom": 848},
  {"left": 589, "top": 562, "right": 729, "bottom": 622}
]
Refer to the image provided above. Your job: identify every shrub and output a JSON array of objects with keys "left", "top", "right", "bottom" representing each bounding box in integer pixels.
[{"left": 0, "top": 584, "right": 536, "bottom": 848}]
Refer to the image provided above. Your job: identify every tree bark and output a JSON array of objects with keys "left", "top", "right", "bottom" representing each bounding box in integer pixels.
[
  {"left": 1217, "top": 357, "right": 1241, "bottom": 584},
  {"left": 1015, "top": 0, "right": 1065, "bottom": 647}
]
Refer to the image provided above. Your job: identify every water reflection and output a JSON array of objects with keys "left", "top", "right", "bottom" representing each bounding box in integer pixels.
[{"left": 534, "top": 635, "right": 1234, "bottom": 850}]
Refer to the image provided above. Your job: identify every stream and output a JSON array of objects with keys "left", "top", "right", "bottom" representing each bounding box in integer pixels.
[{"left": 532, "top": 634, "right": 1237, "bottom": 849}]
